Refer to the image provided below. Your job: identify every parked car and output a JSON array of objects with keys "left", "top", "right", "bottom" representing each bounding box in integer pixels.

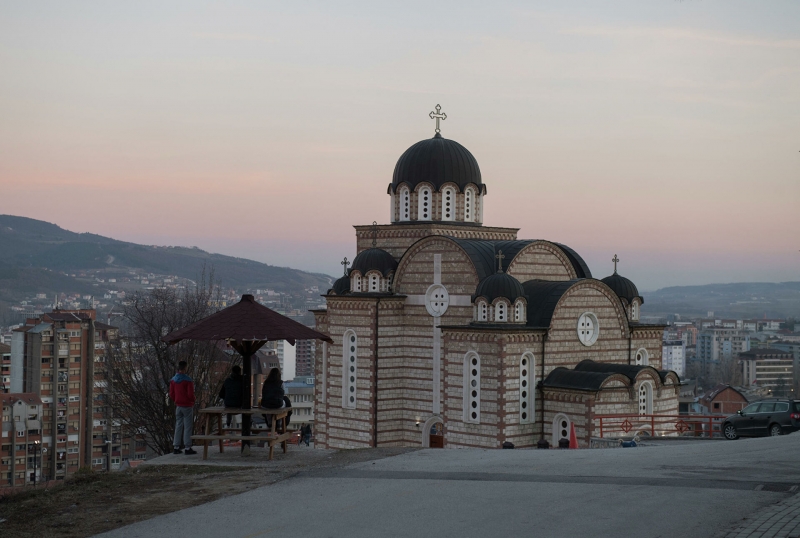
[{"left": 722, "top": 398, "right": 800, "bottom": 440}]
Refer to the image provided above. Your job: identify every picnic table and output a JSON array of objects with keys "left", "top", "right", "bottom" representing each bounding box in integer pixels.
[{"left": 192, "top": 406, "right": 293, "bottom": 460}]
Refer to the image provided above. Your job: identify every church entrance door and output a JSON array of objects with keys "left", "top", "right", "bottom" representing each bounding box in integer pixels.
[{"left": 429, "top": 422, "right": 444, "bottom": 448}]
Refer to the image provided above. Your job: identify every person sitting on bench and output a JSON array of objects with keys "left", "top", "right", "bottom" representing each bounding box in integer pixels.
[
  {"left": 218, "top": 365, "right": 243, "bottom": 426},
  {"left": 260, "top": 368, "right": 285, "bottom": 429}
]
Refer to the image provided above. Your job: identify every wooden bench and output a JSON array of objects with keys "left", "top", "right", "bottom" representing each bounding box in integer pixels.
[{"left": 193, "top": 406, "right": 293, "bottom": 460}]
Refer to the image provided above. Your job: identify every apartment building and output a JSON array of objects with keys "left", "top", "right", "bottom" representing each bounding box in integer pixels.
[
  {"left": 0, "top": 393, "right": 43, "bottom": 486},
  {"left": 294, "top": 340, "right": 316, "bottom": 378},
  {"left": 662, "top": 340, "right": 686, "bottom": 378},
  {"left": 739, "top": 348, "right": 794, "bottom": 397},
  {"left": 3, "top": 309, "right": 146, "bottom": 486},
  {"left": 696, "top": 328, "right": 750, "bottom": 379},
  {"left": 285, "top": 377, "right": 314, "bottom": 429},
  {"left": 1, "top": 343, "right": 10, "bottom": 393}
]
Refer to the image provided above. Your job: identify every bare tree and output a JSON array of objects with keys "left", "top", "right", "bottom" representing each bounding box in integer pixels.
[{"left": 107, "top": 269, "right": 235, "bottom": 454}]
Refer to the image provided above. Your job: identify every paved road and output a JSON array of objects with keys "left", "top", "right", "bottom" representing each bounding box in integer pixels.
[{"left": 98, "top": 433, "right": 800, "bottom": 538}]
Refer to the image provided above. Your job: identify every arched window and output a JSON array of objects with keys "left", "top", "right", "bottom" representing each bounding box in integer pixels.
[
  {"left": 638, "top": 381, "right": 653, "bottom": 415},
  {"left": 464, "top": 188, "right": 475, "bottom": 222},
  {"left": 399, "top": 186, "right": 410, "bottom": 221},
  {"left": 495, "top": 301, "right": 507, "bottom": 322},
  {"left": 475, "top": 300, "right": 488, "bottom": 322},
  {"left": 441, "top": 187, "right": 455, "bottom": 221},
  {"left": 552, "top": 414, "right": 570, "bottom": 447},
  {"left": 368, "top": 273, "right": 379, "bottom": 293},
  {"left": 418, "top": 186, "right": 431, "bottom": 221},
  {"left": 520, "top": 353, "right": 534, "bottom": 424},
  {"left": 630, "top": 300, "right": 639, "bottom": 321},
  {"left": 351, "top": 272, "right": 362, "bottom": 293},
  {"left": 463, "top": 352, "right": 480, "bottom": 424},
  {"left": 514, "top": 301, "right": 525, "bottom": 322},
  {"left": 342, "top": 330, "right": 357, "bottom": 409},
  {"left": 635, "top": 348, "right": 649, "bottom": 366}
]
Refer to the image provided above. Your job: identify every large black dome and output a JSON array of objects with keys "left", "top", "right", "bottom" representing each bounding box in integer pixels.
[
  {"left": 390, "top": 133, "right": 482, "bottom": 193},
  {"left": 600, "top": 273, "right": 642, "bottom": 304},
  {"left": 350, "top": 248, "right": 398, "bottom": 277},
  {"left": 473, "top": 272, "right": 525, "bottom": 303}
]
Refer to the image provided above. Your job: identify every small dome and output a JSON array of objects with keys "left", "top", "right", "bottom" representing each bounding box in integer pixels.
[
  {"left": 329, "top": 275, "right": 350, "bottom": 295},
  {"left": 390, "top": 134, "right": 482, "bottom": 194},
  {"left": 473, "top": 272, "right": 525, "bottom": 303},
  {"left": 350, "top": 248, "right": 398, "bottom": 277},
  {"left": 601, "top": 273, "right": 642, "bottom": 304}
]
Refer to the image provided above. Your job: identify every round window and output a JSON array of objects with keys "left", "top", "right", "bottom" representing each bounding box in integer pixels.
[{"left": 577, "top": 312, "right": 599, "bottom": 346}]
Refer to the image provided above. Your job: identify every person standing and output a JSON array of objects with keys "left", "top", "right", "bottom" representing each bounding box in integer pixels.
[
  {"left": 302, "top": 424, "right": 312, "bottom": 447},
  {"left": 169, "top": 360, "right": 197, "bottom": 455}
]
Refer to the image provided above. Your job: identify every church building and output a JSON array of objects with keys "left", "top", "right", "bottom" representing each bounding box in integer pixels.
[{"left": 312, "top": 106, "right": 679, "bottom": 449}]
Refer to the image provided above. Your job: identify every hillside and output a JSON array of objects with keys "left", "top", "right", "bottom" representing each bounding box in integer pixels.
[
  {"left": 0, "top": 214, "right": 333, "bottom": 303},
  {"left": 641, "top": 281, "right": 800, "bottom": 320}
]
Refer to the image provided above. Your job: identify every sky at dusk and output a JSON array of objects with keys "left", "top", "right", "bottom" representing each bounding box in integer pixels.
[{"left": 1, "top": 1, "right": 798, "bottom": 291}]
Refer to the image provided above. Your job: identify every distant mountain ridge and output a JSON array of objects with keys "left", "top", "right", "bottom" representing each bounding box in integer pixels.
[
  {"left": 642, "top": 281, "right": 800, "bottom": 319},
  {"left": 0, "top": 214, "right": 333, "bottom": 301}
]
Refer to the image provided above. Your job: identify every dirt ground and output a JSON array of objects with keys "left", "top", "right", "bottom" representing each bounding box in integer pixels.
[{"left": 0, "top": 447, "right": 418, "bottom": 538}]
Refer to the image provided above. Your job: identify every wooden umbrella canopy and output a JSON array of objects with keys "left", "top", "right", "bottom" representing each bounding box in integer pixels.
[{"left": 162, "top": 294, "right": 332, "bottom": 446}]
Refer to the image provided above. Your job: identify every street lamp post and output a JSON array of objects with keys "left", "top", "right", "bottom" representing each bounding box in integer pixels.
[{"left": 33, "top": 440, "right": 40, "bottom": 487}]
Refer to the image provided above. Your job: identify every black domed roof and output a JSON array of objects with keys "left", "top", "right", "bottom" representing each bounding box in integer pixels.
[
  {"left": 600, "top": 273, "right": 642, "bottom": 304},
  {"left": 329, "top": 275, "right": 350, "bottom": 295},
  {"left": 350, "top": 248, "right": 398, "bottom": 277},
  {"left": 473, "top": 272, "right": 525, "bottom": 303},
  {"left": 391, "top": 133, "right": 482, "bottom": 193}
]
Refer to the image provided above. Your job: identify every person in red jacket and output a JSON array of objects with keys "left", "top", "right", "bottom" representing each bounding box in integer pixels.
[{"left": 169, "top": 361, "right": 197, "bottom": 455}]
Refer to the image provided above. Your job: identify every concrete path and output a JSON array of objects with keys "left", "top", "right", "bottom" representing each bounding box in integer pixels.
[{"left": 97, "top": 433, "right": 800, "bottom": 538}]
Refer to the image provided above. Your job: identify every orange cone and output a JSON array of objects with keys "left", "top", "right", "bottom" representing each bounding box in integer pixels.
[{"left": 569, "top": 423, "right": 579, "bottom": 449}]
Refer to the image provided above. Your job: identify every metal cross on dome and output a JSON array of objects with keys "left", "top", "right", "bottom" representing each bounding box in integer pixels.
[
  {"left": 429, "top": 104, "right": 447, "bottom": 134},
  {"left": 341, "top": 257, "right": 350, "bottom": 276},
  {"left": 496, "top": 249, "right": 505, "bottom": 273},
  {"left": 371, "top": 221, "right": 378, "bottom": 248},
  {"left": 612, "top": 254, "right": 619, "bottom": 274}
]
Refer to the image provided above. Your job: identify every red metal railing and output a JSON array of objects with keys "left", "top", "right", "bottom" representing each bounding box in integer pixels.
[{"left": 595, "top": 413, "right": 725, "bottom": 439}]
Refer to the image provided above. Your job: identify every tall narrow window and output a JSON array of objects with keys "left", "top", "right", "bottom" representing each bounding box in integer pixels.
[
  {"left": 352, "top": 273, "right": 362, "bottom": 293},
  {"left": 418, "top": 187, "right": 431, "bottom": 221},
  {"left": 399, "top": 187, "right": 410, "bottom": 221},
  {"left": 476, "top": 300, "right": 488, "bottom": 322},
  {"left": 342, "top": 330, "right": 357, "bottom": 409},
  {"left": 631, "top": 301, "right": 639, "bottom": 321},
  {"left": 520, "top": 353, "right": 534, "bottom": 424},
  {"left": 464, "top": 188, "right": 474, "bottom": 221},
  {"left": 368, "top": 273, "right": 379, "bottom": 292},
  {"left": 638, "top": 382, "right": 652, "bottom": 415},
  {"left": 495, "top": 302, "right": 507, "bottom": 322},
  {"left": 442, "top": 187, "right": 455, "bottom": 221},
  {"left": 463, "top": 352, "right": 480, "bottom": 423},
  {"left": 514, "top": 301, "right": 525, "bottom": 322}
]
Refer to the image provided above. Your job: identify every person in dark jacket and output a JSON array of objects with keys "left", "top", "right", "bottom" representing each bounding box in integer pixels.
[
  {"left": 168, "top": 360, "right": 196, "bottom": 455},
  {"left": 260, "top": 368, "right": 286, "bottom": 430},
  {"left": 302, "top": 424, "right": 312, "bottom": 446},
  {"left": 218, "top": 365, "right": 243, "bottom": 426}
]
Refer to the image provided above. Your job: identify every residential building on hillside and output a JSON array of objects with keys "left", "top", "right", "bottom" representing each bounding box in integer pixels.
[
  {"left": 4, "top": 309, "right": 146, "bottom": 486},
  {"left": 662, "top": 340, "right": 685, "bottom": 378},
  {"left": 739, "top": 348, "right": 794, "bottom": 397}
]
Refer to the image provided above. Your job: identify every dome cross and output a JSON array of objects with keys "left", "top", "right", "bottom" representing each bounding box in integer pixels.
[
  {"left": 429, "top": 104, "right": 447, "bottom": 134},
  {"left": 496, "top": 249, "right": 505, "bottom": 273},
  {"left": 341, "top": 257, "right": 350, "bottom": 276},
  {"left": 612, "top": 254, "right": 619, "bottom": 275}
]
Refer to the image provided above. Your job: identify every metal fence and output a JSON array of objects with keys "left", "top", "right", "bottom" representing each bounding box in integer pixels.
[{"left": 595, "top": 413, "right": 726, "bottom": 439}]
